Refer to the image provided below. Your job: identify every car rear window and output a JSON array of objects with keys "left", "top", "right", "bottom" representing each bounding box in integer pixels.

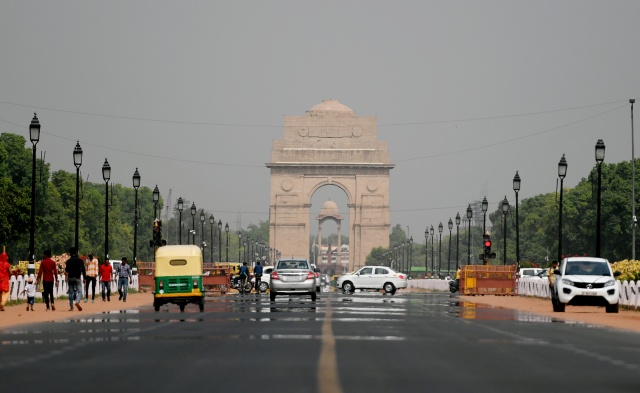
[{"left": 278, "top": 261, "right": 308, "bottom": 269}]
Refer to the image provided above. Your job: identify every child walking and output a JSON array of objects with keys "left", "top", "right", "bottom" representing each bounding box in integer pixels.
[{"left": 21, "top": 277, "right": 36, "bottom": 311}]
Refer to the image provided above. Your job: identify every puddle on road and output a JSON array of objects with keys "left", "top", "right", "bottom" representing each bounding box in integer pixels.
[{"left": 448, "top": 300, "right": 596, "bottom": 327}]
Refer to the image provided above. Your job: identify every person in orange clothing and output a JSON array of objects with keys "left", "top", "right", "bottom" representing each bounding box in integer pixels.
[
  {"left": 99, "top": 259, "right": 113, "bottom": 302},
  {"left": 0, "top": 248, "right": 11, "bottom": 311},
  {"left": 36, "top": 249, "right": 59, "bottom": 311}
]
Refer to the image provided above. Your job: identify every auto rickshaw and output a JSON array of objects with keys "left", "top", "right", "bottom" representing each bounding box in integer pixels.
[{"left": 153, "top": 245, "right": 205, "bottom": 312}]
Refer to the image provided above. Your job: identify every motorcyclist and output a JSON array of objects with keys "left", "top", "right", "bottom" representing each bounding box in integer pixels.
[{"left": 254, "top": 261, "right": 263, "bottom": 293}]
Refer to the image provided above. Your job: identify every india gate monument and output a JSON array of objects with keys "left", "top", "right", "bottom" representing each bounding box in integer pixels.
[{"left": 267, "top": 99, "right": 394, "bottom": 272}]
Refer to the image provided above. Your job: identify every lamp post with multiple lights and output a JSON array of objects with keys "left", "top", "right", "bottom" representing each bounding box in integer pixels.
[
  {"left": 190, "top": 203, "right": 196, "bottom": 245},
  {"left": 447, "top": 218, "right": 453, "bottom": 274},
  {"left": 438, "top": 223, "right": 443, "bottom": 276},
  {"left": 430, "top": 225, "right": 435, "bottom": 275},
  {"left": 200, "top": 211, "right": 205, "bottom": 252}
]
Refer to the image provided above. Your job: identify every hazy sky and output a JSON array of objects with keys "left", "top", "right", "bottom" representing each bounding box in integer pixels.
[{"left": 1, "top": 1, "right": 639, "bottom": 243}]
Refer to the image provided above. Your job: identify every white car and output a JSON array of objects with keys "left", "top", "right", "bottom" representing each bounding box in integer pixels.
[
  {"left": 250, "top": 265, "right": 274, "bottom": 292},
  {"left": 552, "top": 257, "right": 621, "bottom": 313},
  {"left": 517, "top": 268, "right": 544, "bottom": 279},
  {"left": 337, "top": 266, "right": 408, "bottom": 294}
]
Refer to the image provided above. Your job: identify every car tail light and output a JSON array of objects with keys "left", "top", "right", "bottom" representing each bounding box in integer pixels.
[
  {"left": 193, "top": 279, "right": 198, "bottom": 289},
  {"left": 159, "top": 281, "right": 164, "bottom": 290},
  {"left": 398, "top": 275, "right": 405, "bottom": 280},
  {"left": 306, "top": 272, "right": 315, "bottom": 280},
  {"left": 315, "top": 272, "right": 320, "bottom": 278},
  {"left": 271, "top": 271, "right": 280, "bottom": 281}
]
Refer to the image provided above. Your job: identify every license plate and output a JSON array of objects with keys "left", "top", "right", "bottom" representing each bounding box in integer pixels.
[{"left": 581, "top": 291, "right": 598, "bottom": 296}]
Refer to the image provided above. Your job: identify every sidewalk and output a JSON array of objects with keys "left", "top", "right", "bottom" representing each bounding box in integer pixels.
[{"left": 0, "top": 292, "right": 151, "bottom": 329}]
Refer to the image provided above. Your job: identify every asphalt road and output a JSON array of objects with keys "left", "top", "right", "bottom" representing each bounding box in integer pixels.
[{"left": 1, "top": 291, "right": 639, "bottom": 393}]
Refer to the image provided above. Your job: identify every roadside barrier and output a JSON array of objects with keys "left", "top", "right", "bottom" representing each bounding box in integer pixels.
[{"left": 7, "top": 274, "right": 139, "bottom": 302}]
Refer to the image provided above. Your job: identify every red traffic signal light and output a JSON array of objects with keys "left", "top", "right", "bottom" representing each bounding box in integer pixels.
[{"left": 484, "top": 240, "right": 492, "bottom": 248}]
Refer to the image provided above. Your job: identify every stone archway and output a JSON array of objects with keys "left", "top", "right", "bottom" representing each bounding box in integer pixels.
[{"left": 267, "top": 99, "right": 394, "bottom": 271}]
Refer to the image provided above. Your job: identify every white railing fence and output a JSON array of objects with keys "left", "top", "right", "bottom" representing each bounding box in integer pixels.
[
  {"left": 7, "top": 274, "right": 139, "bottom": 301},
  {"left": 407, "top": 278, "right": 639, "bottom": 309}
]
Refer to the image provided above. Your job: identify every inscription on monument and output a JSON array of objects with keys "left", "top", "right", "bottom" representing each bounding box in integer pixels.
[{"left": 298, "top": 127, "right": 362, "bottom": 138}]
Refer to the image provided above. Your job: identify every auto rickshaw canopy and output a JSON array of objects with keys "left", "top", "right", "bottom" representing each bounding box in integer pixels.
[{"left": 155, "top": 245, "right": 203, "bottom": 277}]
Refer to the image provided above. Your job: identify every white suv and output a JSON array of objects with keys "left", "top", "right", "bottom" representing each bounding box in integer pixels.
[{"left": 552, "top": 257, "right": 621, "bottom": 313}]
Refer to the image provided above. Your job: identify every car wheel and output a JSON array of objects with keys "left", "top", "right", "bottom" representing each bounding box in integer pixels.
[
  {"left": 605, "top": 303, "right": 619, "bottom": 313},
  {"left": 342, "top": 281, "right": 355, "bottom": 293},
  {"left": 311, "top": 291, "right": 317, "bottom": 301},
  {"left": 179, "top": 304, "right": 186, "bottom": 312},
  {"left": 153, "top": 300, "right": 160, "bottom": 312},
  {"left": 259, "top": 282, "right": 269, "bottom": 292},
  {"left": 270, "top": 292, "right": 276, "bottom": 301},
  {"left": 199, "top": 300, "right": 205, "bottom": 312},
  {"left": 383, "top": 282, "right": 396, "bottom": 294}
]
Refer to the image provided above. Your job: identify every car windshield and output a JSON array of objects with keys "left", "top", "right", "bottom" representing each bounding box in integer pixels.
[
  {"left": 565, "top": 261, "right": 610, "bottom": 276},
  {"left": 278, "top": 260, "right": 308, "bottom": 270}
]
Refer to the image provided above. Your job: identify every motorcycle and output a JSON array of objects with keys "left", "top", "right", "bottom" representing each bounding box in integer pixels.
[
  {"left": 230, "top": 274, "right": 254, "bottom": 294},
  {"left": 449, "top": 279, "right": 459, "bottom": 293}
]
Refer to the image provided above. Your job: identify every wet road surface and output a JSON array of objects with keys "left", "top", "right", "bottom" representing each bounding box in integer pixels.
[{"left": 1, "top": 291, "right": 639, "bottom": 392}]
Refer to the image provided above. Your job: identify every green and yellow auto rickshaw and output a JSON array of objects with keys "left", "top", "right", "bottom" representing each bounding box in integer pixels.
[{"left": 153, "top": 245, "right": 205, "bottom": 312}]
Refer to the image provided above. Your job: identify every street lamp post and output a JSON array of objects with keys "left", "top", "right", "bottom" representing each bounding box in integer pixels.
[
  {"left": 595, "top": 140, "right": 605, "bottom": 257},
  {"left": 430, "top": 226, "right": 435, "bottom": 275},
  {"left": 28, "top": 114, "right": 40, "bottom": 275},
  {"left": 631, "top": 99, "right": 636, "bottom": 259},
  {"left": 408, "top": 237, "right": 413, "bottom": 275},
  {"left": 190, "top": 203, "right": 196, "bottom": 245},
  {"left": 448, "top": 218, "right": 453, "bottom": 275},
  {"left": 455, "top": 213, "right": 461, "bottom": 270},
  {"left": 482, "top": 196, "right": 488, "bottom": 235},
  {"left": 238, "top": 232, "right": 242, "bottom": 263},
  {"left": 558, "top": 154, "right": 568, "bottom": 262},
  {"left": 243, "top": 241, "right": 247, "bottom": 263},
  {"left": 225, "top": 223, "right": 229, "bottom": 262},
  {"left": 200, "top": 211, "right": 205, "bottom": 252},
  {"left": 502, "top": 196, "right": 509, "bottom": 265},
  {"left": 218, "top": 220, "right": 222, "bottom": 261},
  {"left": 153, "top": 185, "right": 160, "bottom": 220},
  {"left": 438, "top": 222, "right": 443, "bottom": 277},
  {"left": 132, "top": 168, "right": 141, "bottom": 267},
  {"left": 177, "top": 197, "right": 184, "bottom": 245},
  {"left": 513, "top": 172, "right": 521, "bottom": 267},
  {"left": 73, "top": 141, "right": 83, "bottom": 251},
  {"left": 424, "top": 228, "right": 428, "bottom": 276},
  {"left": 209, "top": 215, "right": 215, "bottom": 262},
  {"left": 102, "top": 159, "right": 111, "bottom": 265},
  {"left": 466, "top": 205, "right": 473, "bottom": 265}
]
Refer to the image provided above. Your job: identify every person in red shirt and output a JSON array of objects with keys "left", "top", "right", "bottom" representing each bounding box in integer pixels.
[
  {"left": 0, "top": 248, "right": 11, "bottom": 311},
  {"left": 99, "top": 259, "right": 113, "bottom": 302},
  {"left": 36, "top": 249, "right": 59, "bottom": 311}
]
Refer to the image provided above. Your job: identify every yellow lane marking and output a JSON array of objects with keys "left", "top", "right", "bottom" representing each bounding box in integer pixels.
[{"left": 318, "top": 299, "right": 343, "bottom": 393}]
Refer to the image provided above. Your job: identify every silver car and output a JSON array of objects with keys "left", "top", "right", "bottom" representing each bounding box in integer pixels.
[{"left": 270, "top": 259, "right": 317, "bottom": 301}]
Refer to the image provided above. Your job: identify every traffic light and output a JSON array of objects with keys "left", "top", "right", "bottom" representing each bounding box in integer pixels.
[
  {"left": 483, "top": 234, "right": 497, "bottom": 260},
  {"left": 152, "top": 220, "right": 165, "bottom": 247}
]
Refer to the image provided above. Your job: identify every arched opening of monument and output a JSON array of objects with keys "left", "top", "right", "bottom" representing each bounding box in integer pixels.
[{"left": 310, "top": 185, "right": 350, "bottom": 275}]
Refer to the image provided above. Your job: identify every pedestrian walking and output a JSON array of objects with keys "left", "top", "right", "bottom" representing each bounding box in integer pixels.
[
  {"left": 84, "top": 253, "right": 99, "bottom": 303},
  {"left": 0, "top": 248, "right": 11, "bottom": 312},
  {"left": 36, "top": 249, "right": 59, "bottom": 311},
  {"left": 116, "top": 257, "right": 132, "bottom": 302},
  {"left": 99, "top": 259, "right": 113, "bottom": 302},
  {"left": 21, "top": 277, "right": 36, "bottom": 311},
  {"left": 65, "top": 247, "right": 85, "bottom": 311}
]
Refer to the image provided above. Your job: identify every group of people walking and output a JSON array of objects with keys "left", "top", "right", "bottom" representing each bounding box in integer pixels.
[{"left": 0, "top": 247, "right": 133, "bottom": 312}]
